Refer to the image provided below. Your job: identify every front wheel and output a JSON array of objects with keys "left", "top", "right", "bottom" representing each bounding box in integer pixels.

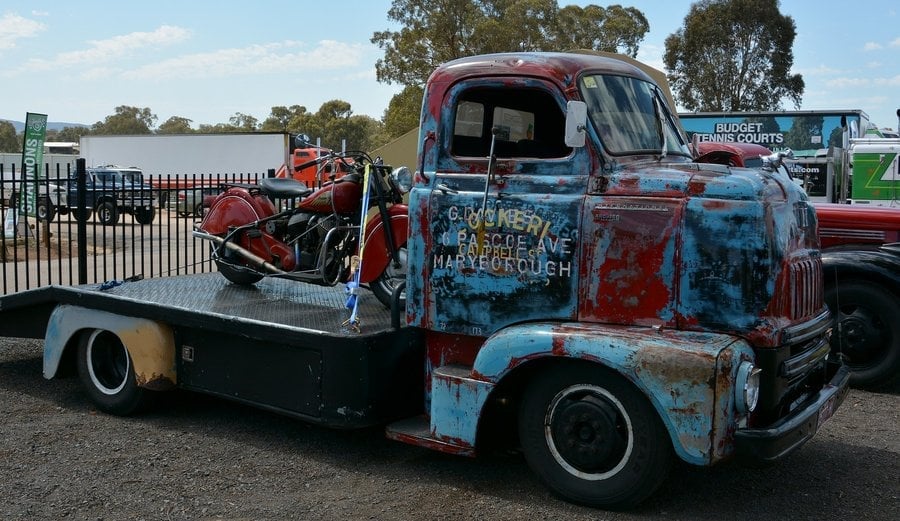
[
  {"left": 826, "top": 280, "right": 900, "bottom": 389},
  {"left": 370, "top": 244, "right": 407, "bottom": 308},
  {"left": 76, "top": 329, "right": 151, "bottom": 415},
  {"left": 97, "top": 201, "right": 119, "bottom": 225},
  {"left": 519, "top": 364, "right": 673, "bottom": 509},
  {"left": 37, "top": 197, "right": 55, "bottom": 222}
]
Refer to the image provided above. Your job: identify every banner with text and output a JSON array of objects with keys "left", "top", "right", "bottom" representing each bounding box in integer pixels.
[{"left": 19, "top": 112, "right": 48, "bottom": 217}]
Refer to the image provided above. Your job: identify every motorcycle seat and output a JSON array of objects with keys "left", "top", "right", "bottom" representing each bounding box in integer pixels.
[{"left": 258, "top": 178, "right": 313, "bottom": 199}]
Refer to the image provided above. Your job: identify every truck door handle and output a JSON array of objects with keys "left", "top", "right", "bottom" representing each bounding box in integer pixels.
[{"left": 436, "top": 183, "right": 458, "bottom": 195}]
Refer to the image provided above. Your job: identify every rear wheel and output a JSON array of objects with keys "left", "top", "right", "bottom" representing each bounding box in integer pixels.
[
  {"left": 371, "top": 243, "right": 407, "bottom": 308},
  {"left": 134, "top": 207, "right": 155, "bottom": 224},
  {"left": 76, "top": 329, "right": 150, "bottom": 415},
  {"left": 212, "top": 243, "right": 264, "bottom": 285},
  {"left": 826, "top": 280, "right": 900, "bottom": 389},
  {"left": 194, "top": 203, "right": 205, "bottom": 218},
  {"left": 73, "top": 206, "right": 92, "bottom": 222},
  {"left": 519, "top": 364, "right": 673, "bottom": 509}
]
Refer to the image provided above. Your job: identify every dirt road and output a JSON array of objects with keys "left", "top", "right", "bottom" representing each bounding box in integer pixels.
[{"left": 1, "top": 336, "right": 898, "bottom": 520}]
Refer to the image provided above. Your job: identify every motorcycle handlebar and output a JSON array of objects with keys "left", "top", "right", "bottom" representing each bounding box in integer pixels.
[{"left": 292, "top": 151, "right": 373, "bottom": 173}]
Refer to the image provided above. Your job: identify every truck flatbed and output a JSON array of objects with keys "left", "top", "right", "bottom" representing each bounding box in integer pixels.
[
  {"left": 0, "top": 272, "right": 399, "bottom": 338},
  {"left": 0, "top": 274, "right": 424, "bottom": 428}
]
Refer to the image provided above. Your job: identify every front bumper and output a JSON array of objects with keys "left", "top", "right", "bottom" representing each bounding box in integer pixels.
[{"left": 734, "top": 363, "right": 850, "bottom": 462}]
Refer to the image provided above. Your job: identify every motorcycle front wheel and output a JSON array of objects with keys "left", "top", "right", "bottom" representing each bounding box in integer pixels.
[{"left": 370, "top": 243, "right": 408, "bottom": 309}]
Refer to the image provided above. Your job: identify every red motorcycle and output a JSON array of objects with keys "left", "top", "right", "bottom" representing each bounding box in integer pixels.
[{"left": 193, "top": 152, "right": 408, "bottom": 308}]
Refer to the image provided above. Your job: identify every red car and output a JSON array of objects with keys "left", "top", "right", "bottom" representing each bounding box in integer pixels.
[{"left": 696, "top": 141, "right": 900, "bottom": 389}]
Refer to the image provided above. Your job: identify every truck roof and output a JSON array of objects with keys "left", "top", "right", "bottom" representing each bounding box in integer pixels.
[{"left": 428, "top": 51, "right": 656, "bottom": 90}]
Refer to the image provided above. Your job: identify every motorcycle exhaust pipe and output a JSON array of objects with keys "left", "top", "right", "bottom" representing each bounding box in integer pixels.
[{"left": 192, "top": 229, "right": 286, "bottom": 275}]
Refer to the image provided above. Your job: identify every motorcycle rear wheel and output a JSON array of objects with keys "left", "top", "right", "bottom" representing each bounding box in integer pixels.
[{"left": 212, "top": 244, "right": 264, "bottom": 285}]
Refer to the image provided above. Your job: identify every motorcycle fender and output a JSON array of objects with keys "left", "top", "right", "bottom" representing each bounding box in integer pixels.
[
  {"left": 200, "top": 190, "right": 275, "bottom": 235},
  {"left": 359, "top": 206, "right": 408, "bottom": 283}
]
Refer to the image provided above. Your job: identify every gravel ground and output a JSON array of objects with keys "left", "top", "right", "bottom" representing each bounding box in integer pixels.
[{"left": 1, "top": 335, "right": 898, "bottom": 521}]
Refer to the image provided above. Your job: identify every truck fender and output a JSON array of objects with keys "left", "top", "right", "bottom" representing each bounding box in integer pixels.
[
  {"left": 359, "top": 206, "right": 409, "bottom": 283},
  {"left": 429, "top": 321, "right": 752, "bottom": 465},
  {"left": 43, "top": 305, "right": 176, "bottom": 390}
]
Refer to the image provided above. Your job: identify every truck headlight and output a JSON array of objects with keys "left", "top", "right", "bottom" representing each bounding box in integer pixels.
[{"left": 735, "top": 362, "right": 762, "bottom": 414}]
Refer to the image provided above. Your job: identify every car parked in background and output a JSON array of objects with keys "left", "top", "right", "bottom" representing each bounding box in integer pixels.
[{"left": 173, "top": 187, "right": 219, "bottom": 217}]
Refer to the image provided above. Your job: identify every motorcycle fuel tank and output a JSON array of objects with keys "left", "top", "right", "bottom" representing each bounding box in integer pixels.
[{"left": 297, "top": 177, "right": 362, "bottom": 215}]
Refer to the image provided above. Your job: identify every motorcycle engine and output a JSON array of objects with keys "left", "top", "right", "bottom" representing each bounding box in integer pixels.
[{"left": 287, "top": 213, "right": 340, "bottom": 269}]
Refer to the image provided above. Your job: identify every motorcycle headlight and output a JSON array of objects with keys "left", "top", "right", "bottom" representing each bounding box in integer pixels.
[
  {"left": 391, "top": 166, "right": 413, "bottom": 194},
  {"left": 735, "top": 362, "right": 761, "bottom": 414}
]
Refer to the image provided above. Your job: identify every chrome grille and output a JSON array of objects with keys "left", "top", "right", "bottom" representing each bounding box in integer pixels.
[{"left": 786, "top": 257, "right": 823, "bottom": 319}]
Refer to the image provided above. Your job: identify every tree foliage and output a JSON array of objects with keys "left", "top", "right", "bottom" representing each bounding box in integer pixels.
[
  {"left": 372, "top": 0, "right": 650, "bottom": 89},
  {"left": 663, "top": 0, "right": 804, "bottom": 111},
  {"left": 91, "top": 105, "right": 157, "bottom": 134},
  {"left": 552, "top": 4, "right": 648, "bottom": 57},
  {"left": 260, "top": 105, "right": 308, "bottom": 132},
  {"left": 157, "top": 116, "right": 194, "bottom": 134},
  {"left": 0, "top": 120, "right": 19, "bottom": 153},
  {"left": 383, "top": 85, "right": 424, "bottom": 139},
  {"left": 52, "top": 126, "right": 90, "bottom": 143}
]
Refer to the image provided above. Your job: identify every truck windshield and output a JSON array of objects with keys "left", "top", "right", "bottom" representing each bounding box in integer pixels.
[
  {"left": 120, "top": 171, "right": 144, "bottom": 184},
  {"left": 100, "top": 171, "right": 144, "bottom": 184},
  {"left": 579, "top": 74, "right": 690, "bottom": 157}
]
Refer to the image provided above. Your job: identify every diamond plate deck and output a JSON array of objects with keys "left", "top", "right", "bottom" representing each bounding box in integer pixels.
[{"left": 89, "top": 273, "right": 396, "bottom": 335}]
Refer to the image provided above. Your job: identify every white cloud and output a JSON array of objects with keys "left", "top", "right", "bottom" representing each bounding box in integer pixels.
[
  {"left": 121, "top": 40, "right": 365, "bottom": 81},
  {"left": 0, "top": 13, "right": 46, "bottom": 51},
  {"left": 826, "top": 77, "right": 871, "bottom": 88},
  {"left": 58, "top": 25, "right": 191, "bottom": 65},
  {"left": 801, "top": 64, "right": 843, "bottom": 76},
  {"left": 864, "top": 42, "right": 882, "bottom": 51},
  {"left": 867, "top": 61, "right": 882, "bottom": 68},
  {"left": 891, "top": 37, "right": 900, "bottom": 47},
  {"left": 874, "top": 74, "right": 900, "bottom": 86}
]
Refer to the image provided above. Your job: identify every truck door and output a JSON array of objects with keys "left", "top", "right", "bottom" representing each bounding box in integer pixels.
[{"left": 408, "top": 79, "right": 590, "bottom": 337}]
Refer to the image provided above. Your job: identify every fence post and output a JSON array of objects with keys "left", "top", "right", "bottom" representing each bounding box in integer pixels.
[{"left": 76, "top": 158, "right": 87, "bottom": 285}]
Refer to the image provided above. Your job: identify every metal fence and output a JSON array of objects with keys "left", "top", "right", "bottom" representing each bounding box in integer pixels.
[{"left": 1, "top": 159, "right": 266, "bottom": 295}]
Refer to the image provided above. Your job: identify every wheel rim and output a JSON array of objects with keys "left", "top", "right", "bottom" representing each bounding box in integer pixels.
[
  {"left": 85, "top": 330, "right": 130, "bottom": 395},
  {"left": 99, "top": 206, "right": 112, "bottom": 223},
  {"left": 378, "top": 246, "right": 408, "bottom": 296},
  {"left": 835, "top": 305, "right": 889, "bottom": 368},
  {"left": 545, "top": 384, "right": 632, "bottom": 480}
]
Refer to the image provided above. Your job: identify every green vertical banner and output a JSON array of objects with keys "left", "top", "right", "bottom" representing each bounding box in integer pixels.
[{"left": 20, "top": 112, "right": 48, "bottom": 217}]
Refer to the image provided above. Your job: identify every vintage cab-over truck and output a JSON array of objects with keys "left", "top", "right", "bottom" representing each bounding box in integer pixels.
[{"left": 0, "top": 52, "right": 848, "bottom": 509}]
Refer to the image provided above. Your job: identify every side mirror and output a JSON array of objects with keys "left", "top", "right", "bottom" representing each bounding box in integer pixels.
[{"left": 565, "top": 101, "right": 587, "bottom": 148}]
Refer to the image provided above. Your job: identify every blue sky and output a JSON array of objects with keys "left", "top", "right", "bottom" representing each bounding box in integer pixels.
[{"left": 2, "top": 1, "right": 899, "bottom": 130}]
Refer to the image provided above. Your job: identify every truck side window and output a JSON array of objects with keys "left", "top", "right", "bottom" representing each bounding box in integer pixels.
[{"left": 451, "top": 88, "right": 570, "bottom": 159}]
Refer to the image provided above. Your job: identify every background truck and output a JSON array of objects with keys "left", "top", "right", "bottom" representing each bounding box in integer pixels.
[
  {"left": 0, "top": 52, "right": 847, "bottom": 509},
  {"left": 63, "top": 165, "right": 157, "bottom": 225}
]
